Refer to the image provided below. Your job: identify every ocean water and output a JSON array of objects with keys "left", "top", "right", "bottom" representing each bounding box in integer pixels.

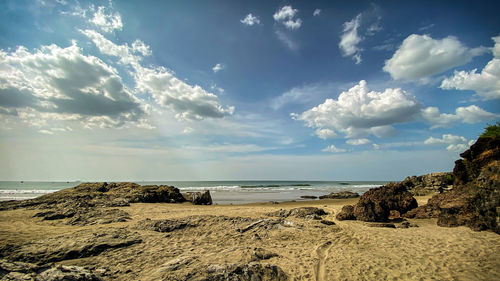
[{"left": 0, "top": 180, "right": 388, "bottom": 204}]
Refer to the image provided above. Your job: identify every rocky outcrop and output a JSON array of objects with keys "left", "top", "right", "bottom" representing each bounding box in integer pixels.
[
  {"left": 319, "top": 191, "right": 359, "bottom": 199},
  {"left": 138, "top": 218, "right": 196, "bottom": 233},
  {"left": 401, "top": 172, "right": 454, "bottom": 195},
  {"left": 193, "top": 263, "right": 289, "bottom": 281},
  {"left": 266, "top": 207, "right": 327, "bottom": 219},
  {"left": 405, "top": 136, "right": 500, "bottom": 233},
  {"left": 4, "top": 229, "right": 141, "bottom": 264},
  {"left": 183, "top": 190, "right": 212, "bottom": 205},
  {"left": 352, "top": 182, "right": 417, "bottom": 222},
  {"left": 0, "top": 260, "right": 102, "bottom": 281}
]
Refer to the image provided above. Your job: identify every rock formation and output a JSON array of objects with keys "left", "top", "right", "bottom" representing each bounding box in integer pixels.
[
  {"left": 351, "top": 182, "right": 417, "bottom": 222},
  {"left": 405, "top": 135, "right": 500, "bottom": 233},
  {"left": 400, "top": 172, "right": 454, "bottom": 195},
  {"left": 183, "top": 190, "right": 213, "bottom": 205},
  {"left": 319, "top": 191, "right": 359, "bottom": 199}
]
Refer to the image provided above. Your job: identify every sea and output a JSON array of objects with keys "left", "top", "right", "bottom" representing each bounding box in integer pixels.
[{"left": 0, "top": 180, "right": 388, "bottom": 205}]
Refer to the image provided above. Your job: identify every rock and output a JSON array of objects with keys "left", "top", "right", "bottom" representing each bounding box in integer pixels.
[
  {"left": 266, "top": 207, "right": 327, "bottom": 218},
  {"left": 138, "top": 218, "right": 195, "bottom": 233},
  {"left": 404, "top": 135, "right": 500, "bottom": 233},
  {"left": 365, "top": 223, "right": 396, "bottom": 228},
  {"left": 251, "top": 248, "right": 278, "bottom": 261},
  {"left": 36, "top": 265, "right": 102, "bottom": 281},
  {"left": 182, "top": 190, "right": 212, "bottom": 205},
  {"left": 401, "top": 172, "right": 454, "bottom": 196},
  {"left": 192, "top": 263, "right": 289, "bottom": 281},
  {"left": 320, "top": 220, "right": 336, "bottom": 226},
  {"left": 335, "top": 205, "right": 356, "bottom": 221},
  {"left": 319, "top": 191, "right": 359, "bottom": 199},
  {"left": 300, "top": 196, "right": 317, "bottom": 199},
  {"left": 396, "top": 221, "right": 418, "bottom": 229},
  {"left": 4, "top": 229, "right": 141, "bottom": 264},
  {"left": 0, "top": 260, "right": 101, "bottom": 281},
  {"left": 353, "top": 182, "right": 418, "bottom": 222}
]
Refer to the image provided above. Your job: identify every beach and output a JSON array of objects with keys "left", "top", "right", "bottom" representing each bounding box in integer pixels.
[{"left": 1, "top": 195, "right": 499, "bottom": 280}]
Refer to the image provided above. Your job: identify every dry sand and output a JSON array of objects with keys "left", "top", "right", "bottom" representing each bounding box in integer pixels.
[{"left": 1, "top": 196, "right": 499, "bottom": 280}]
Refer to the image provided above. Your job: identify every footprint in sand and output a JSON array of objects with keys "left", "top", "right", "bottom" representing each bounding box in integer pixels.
[{"left": 314, "top": 241, "right": 332, "bottom": 281}]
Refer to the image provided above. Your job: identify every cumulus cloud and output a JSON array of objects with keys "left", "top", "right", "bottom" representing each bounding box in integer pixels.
[
  {"left": 322, "top": 144, "right": 346, "bottom": 153},
  {"left": 91, "top": 6, "right": 123, "bottom": 33},
  {"left": 313, "top": 9, "right": 321, "bottom": 16},
  {"left": 212, "top": 63, "right": 225, "bottom": 73},
  {"left": 424, "top": 134, "right": 473, "bottom": 152},
  {"left": 273, "top": 5, "right": 302, "bottom": 30},
  {"left": 315, "top": 128, "right": 336, "bottom": 140},
  {"left": 293, "top": 80, "right": 422, "bottom": 139},
  {"left": 346, "top": 138, "right": 371, "bottom": 145},
  {"left": 422, "top": 105, "right": 498, "bottom": 128},
  {"left": 384, "top": 34, "right": 485, "bottom": 80},
  {"left": 339, "top": 14, "right": 362, "bottom": 64},
  {"left": 82, "top": 30, "right": 234, "bottom": 121},
  {"left": 0, "top": 42, "right": 145, "bottom": 128},
  {"left": 441, "top": 35, "right": 500, "bottom": 100},
  {"left": 240, "top": 13, "right": 260, "bottom": 26}
]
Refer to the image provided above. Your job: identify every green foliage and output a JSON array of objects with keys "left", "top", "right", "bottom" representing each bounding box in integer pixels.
[{"left": 480, "top": 122, "right": 500, "bottom": 138}]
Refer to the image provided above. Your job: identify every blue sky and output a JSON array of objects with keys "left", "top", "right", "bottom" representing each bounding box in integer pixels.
[{"left": 0, "top": 0, "right": 499, "bottom": 181}]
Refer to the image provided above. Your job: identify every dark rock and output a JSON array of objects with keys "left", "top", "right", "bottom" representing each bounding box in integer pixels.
[
  {"left": 319, "top": 191, "right": 359, "bottom": 199},
  {"left": 251, "top": 248, "right": 278, "bottom": 261},
  {"left": 320, "top": 220, "right": 336, "bottom": 226},
  {"left": 366, "top": 223, "right": 396, "bottom": 228},
  {"left": 335, "top": 205, "right": 356, "bottom": 221},
  {"left": 405, "top": 137, "right": 500, "bottom": 233},
  {"left": 396, "top": 221, "right": 418, "bottom": 229},
  {"left": 300, "top": 196, "right": 317, "bottom": 199},
  {"left": 183, "top": 190, "right": 212, "bottom": 205},
  {"left": 353, "top": 182, "right": 418, "bottom": 222},
  {"left": 196, "top": 263, "right": 289, "bottom": 281}
]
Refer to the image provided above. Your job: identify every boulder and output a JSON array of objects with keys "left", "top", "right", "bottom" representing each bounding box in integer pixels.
[
  {"left": 183, "top": 190, "right": 212, "bottom": 205},
  {"left": 353, "top": 182, "right": 417, "bottom": 222},
  {"left": 319, "top": 191, "right": 359, "bottom": 199},
  {"left": 335, "top": 205, "right": 356, "bottom": 221}
]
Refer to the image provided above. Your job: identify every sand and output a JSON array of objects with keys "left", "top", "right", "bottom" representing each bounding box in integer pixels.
[{"left": 0, "top": 196, "right": 499, "bottom": 280}]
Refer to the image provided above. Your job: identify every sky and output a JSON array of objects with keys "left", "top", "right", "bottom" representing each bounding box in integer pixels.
[{"left": 0, "top": 0, "right": 499, "bottom": 181}]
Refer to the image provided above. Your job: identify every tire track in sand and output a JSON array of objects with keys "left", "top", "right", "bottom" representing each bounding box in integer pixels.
[{"left": 314, "top": 241, "right": 332, "bottom": 281}]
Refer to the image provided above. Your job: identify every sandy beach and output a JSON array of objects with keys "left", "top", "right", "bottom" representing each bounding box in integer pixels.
[{"left": 1, "top": 195, "right": 499, "bottom": 281}]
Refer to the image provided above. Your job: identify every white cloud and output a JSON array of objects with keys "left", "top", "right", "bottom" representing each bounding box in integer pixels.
[
  {"left": 441, "top": 35, "right": 500, "bottom": 100},
  {"left": 38, "top": 129, "right": 54, "bottom": 135},
  {"left": 212, "top": 63, "right": 225, "bottom": 73},
  {"left": 313, "top": 9, "right": 321, "bottom": 16},
  {"left": 271, "top": 83, "right": 329, "bottom": 110},
  {"left": 274, "top": 30, "right": 298, "bottom": 51},
  {"left": 422, "top": 105, "right": 498, "bottom": 128},
  {"left": 322, "top": 144, "right": 346, "bottom": 153},
  {"left": 346, "top": 138, "right": 371, "bottom": 145},
  {"left": 339, "top": 14, "right": 362, "bottom": 64},
  {"left": 131, "top": 40, "right": 152, "bottom": 56},
  {"left": 273, "top": 5, "right": 302, "bottom": 30},
  {"left": 315, "top": 128, "right": 336, "bottom": 139},
  {"left": 240, "top": 13, "right": 260, "bottom": 26},
  {"left": 384, "top": 34, "right": 485, "bottom": 80},
  {"left": 82, "top": 30, "right": 234, "bottom": 121},
  {"left": 424, "top": 134, "right": 472, "bottom": 152},
  {"left": 293, "top": 80, "right": 422, "bottom": 139},
  {"left": 0, "top": 42, "right": 146, "bottom": 128},
  {"left": 91, "top": 6, "right": 123, "bottom": 33}
]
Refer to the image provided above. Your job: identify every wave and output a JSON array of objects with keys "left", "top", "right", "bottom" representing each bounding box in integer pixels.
[{"left": 0, "top": 189, "right": 61, "bottom": 194}]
